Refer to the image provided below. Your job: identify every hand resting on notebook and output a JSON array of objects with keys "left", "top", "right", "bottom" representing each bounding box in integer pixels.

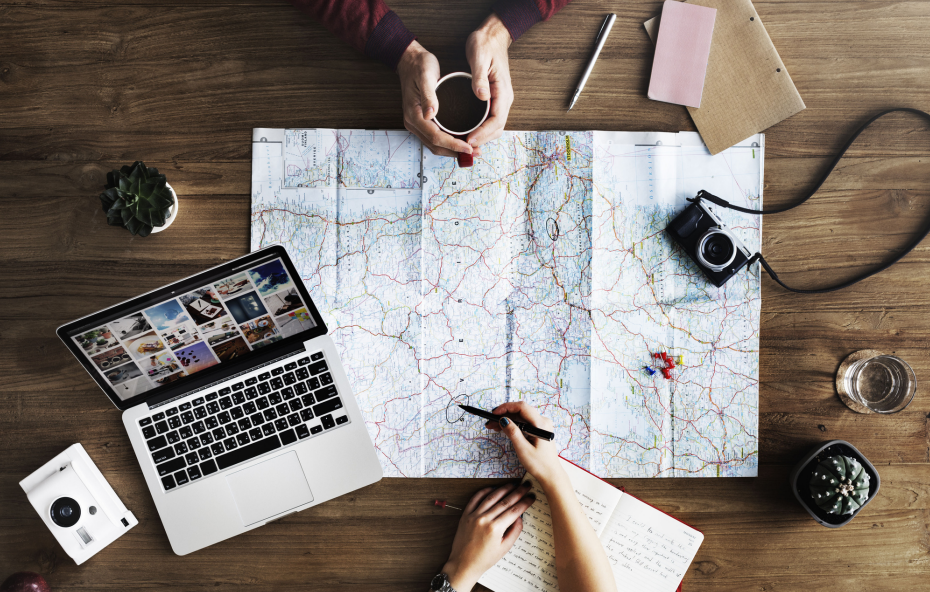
[
  {"left": 438, "top": 481, "right": 537, "bottom": 591},
  {"left": 432, "top": 403, "right": 617, "bottom": 592}
]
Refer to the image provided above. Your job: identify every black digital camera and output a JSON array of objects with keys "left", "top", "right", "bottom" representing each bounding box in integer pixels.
[{"left": 666, "top": 198, "right": 752, "bottom": 287}]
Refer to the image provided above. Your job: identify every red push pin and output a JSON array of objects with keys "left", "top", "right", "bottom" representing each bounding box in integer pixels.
[
  {"left": 653, "top": 352, "right": 675, "bottom": 377},
  {"left": 434, "top": 499, "right": 463, "bottom": 511}
]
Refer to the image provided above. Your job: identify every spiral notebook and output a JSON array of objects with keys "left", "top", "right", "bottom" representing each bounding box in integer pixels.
[{"left": 478, "top": 458, "right": 703, "bottom": 592}]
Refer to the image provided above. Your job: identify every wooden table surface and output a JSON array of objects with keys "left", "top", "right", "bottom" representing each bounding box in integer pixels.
[{"left": 2, "top": 0, "right": 930, "bottom": 590}]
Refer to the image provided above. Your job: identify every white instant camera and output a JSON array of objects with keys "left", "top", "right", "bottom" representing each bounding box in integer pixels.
[{"left": 20, "top": 444, "right": 138, "bottom": 565}]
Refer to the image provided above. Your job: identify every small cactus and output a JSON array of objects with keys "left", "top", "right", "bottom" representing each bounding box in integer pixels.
[{"left": 809, "top": 454, "right": 870, "bottom": 515}]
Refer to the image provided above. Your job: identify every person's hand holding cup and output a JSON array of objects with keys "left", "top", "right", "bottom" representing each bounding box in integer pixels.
[
  {"left": 397, "top": 14, "right": 513, "bottom": 167},
  {"left": 397, "top": 41, "right": 475, "bottom": 162},
  {"left": 433, "top": 73, "right": 491, "bottom": 167}
]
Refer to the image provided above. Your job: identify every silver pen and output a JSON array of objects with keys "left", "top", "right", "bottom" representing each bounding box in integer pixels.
[{"left": 568, "top": 13, "right": 617, "bottom": 110}]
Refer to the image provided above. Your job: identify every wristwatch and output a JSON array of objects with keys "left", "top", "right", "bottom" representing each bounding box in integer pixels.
[{"left": 430, "top": 573, "right": 458, "bottom": 592}]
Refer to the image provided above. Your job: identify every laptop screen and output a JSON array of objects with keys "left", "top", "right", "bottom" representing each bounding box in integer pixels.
[{"left": 58, "top": 246, "right": 326, "bottom": 410}]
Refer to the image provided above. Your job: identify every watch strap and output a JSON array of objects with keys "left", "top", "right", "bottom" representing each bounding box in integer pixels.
[{"left": 430, "top": 572, "right": 458, "bottom": 592}]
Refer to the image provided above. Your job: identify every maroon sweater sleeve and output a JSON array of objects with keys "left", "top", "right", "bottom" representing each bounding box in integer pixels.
[
  {"left": 492, "top": 0, "right": 573, "bottom": 41},
  {"left": 288, "top": 0, "right": 416, "bottom": 71}
]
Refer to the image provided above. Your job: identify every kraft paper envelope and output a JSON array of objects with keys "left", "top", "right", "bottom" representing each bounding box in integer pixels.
[{"left": 645, "top": 0, "right": 805, "bottom": 154}]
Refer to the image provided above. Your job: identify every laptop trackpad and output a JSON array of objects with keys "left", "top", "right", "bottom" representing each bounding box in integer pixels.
[{"left": 225, "top": 451, "right": 314, "bottom": 526}]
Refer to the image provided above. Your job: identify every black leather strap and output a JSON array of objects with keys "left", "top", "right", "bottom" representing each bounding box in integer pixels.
[{"left": 691, "top": 108, "right": 930, "bottom": 294}]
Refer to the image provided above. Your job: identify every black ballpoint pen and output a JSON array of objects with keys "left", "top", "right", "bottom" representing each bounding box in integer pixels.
[{"left": 458, "top": 404, "right": 555, "bottom": 441}]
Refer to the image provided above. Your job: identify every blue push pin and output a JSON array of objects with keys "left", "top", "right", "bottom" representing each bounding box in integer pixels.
[{"left": 644, "top": 366, "right": 656, "bottom": 376}]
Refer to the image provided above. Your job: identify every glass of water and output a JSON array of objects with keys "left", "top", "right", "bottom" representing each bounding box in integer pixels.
[{"left": 844, "top": 355, "right": 916, "bottom": 413}]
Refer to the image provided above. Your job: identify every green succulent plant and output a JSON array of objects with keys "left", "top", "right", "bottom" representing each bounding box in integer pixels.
[
  {"left": 809, "top": 454, "right": 871, "bottom": 515},
  {"left": 99, "top": 161, "right": 175, "bottom": 237}
]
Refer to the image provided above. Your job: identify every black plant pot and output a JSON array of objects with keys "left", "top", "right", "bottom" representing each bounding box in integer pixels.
[{"left": 790, "top": 439, "right": 880, "bottom": 528}]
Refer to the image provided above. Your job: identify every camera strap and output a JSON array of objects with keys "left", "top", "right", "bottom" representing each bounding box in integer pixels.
[{"left": 690, "top": 107, "right": 930, "bottom": 294}]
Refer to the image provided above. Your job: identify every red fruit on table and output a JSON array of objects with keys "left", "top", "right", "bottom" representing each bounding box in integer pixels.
[{"left": 0, "top": 572, "right": 50, "bottom": 592}]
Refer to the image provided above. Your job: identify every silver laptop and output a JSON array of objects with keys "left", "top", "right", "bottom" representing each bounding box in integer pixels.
[{"left": 58, "top": 246, "right": 383, "bottom": 554}]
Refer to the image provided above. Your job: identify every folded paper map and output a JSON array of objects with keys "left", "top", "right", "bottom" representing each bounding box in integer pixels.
[{"left": 250, "top": 128, "right": 762, "bottom": 478}]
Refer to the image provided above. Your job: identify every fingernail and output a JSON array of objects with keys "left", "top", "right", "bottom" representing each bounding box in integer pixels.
[
  {"left": 478, "top": 87, "right": 489, "bottom": 97},
  {"left": 425, "top": 107, "right": 434, "bottom": 118},
  {"left": 527, "top": 494, "right": 536, "bottom": 501},
  {"left": 469, "top": 139, "right": 478, "bottom": 147},
  {"left": 522, "top": 480, "right": 532, "bottom": 488},
  {"left": 499, "top": 417, "right": 510, "bottom": 427}
]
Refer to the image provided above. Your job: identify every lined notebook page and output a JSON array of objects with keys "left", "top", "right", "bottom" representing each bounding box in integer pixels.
[
  {"left": 478, "top": 460, "right": 624, "bottom": 592},
  {"left": 601, "top": 495, "right": 704, "bottom": 591}
]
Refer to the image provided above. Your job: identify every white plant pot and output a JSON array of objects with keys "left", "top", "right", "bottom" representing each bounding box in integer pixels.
[{"left": 150, "top": 184, "right": 179, "bottom": 234}]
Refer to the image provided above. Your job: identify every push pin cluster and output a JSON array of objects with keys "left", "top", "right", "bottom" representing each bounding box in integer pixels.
[{"left": 644, "top": 351, "right": 678, "bottom": 379}]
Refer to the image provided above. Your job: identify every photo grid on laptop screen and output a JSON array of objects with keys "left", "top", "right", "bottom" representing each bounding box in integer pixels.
[{"left": 70, "top": 257, "right": 316, "bottom": 401}]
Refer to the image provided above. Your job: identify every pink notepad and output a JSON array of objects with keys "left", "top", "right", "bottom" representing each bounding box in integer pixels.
[{"left": 648, "top": 1, "right": 716, "bottom": 108}]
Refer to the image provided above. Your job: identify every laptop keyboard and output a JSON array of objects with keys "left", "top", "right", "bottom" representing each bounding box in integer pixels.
[{"left": 137, "top": 351, "right": 349, "bottom": 492}]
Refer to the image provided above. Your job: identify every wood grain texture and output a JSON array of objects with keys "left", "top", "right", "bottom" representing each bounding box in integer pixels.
[{"left": 2, "top": 0, "right": 930, "bottom": 590}]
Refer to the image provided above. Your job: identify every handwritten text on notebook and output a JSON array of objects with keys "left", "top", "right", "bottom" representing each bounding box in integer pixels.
[{"left": 478, "top": 459, "right": 703, "bottom": 592}]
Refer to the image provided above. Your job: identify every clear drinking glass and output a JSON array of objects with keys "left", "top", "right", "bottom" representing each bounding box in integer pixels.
[{"left": 844, "top": 355, "right": 916, "bottom": 413}]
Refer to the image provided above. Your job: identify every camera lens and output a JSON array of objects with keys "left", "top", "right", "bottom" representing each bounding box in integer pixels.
[
  {"left": 703, "top": 235, "right": 733, "bottom": 265},
  {"left": 697, "top": 229, "right": 736, "bottom": 272},
  {"left": 50, "top": 497, "right": 81, "bottom": 528}
]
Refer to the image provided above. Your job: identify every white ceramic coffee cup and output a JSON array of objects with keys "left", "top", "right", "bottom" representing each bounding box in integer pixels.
[
  {"left": 433, "top": 72, "right": 491, "bottom": 135},
  {"left": 433, "top": 72, "right": 490, "bottom": 167}
]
